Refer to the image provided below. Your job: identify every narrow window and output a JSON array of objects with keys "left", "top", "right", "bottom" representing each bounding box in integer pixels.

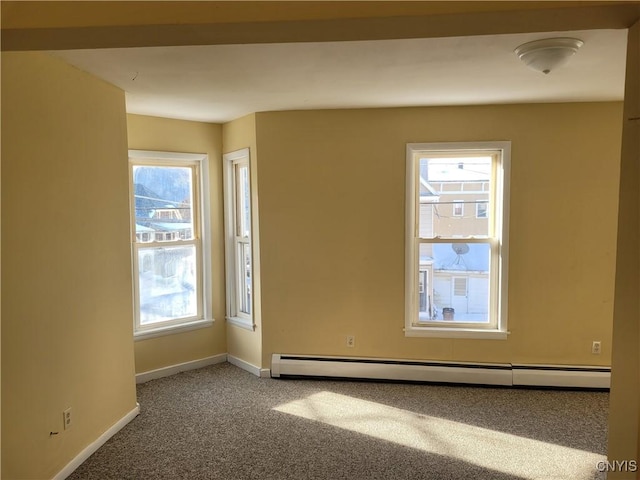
[
  {"left": 476, "top": 201, "right": 488, "bottom": 218},
  {"left": 405, "top": 142, "right": 510, "bottom": 338},
  {"left": 224, "top": 148, "right": 254, "bottom": 330},
  {"left": 453, "top": 200, "right": 464, "bottom": 217},
  {"left": 129, "top": 150, "right": 212, "bottom": 337}
]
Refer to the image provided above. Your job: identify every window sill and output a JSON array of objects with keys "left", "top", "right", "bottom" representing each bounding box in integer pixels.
[
  {"left": 405, "top": 327, "right": 508, "bottom": 340},
  {"left": 226, "top": 316, "right": 256, "bottom": 331},
  {"left": 134, "top": 319, "right": 214, "bottom": 341}
]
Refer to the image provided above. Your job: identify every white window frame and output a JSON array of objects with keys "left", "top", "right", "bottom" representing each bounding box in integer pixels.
[
  {"left": 129, "top": 150, "right": 213, "bottom": 339},
  {"left": 405, "top": 141, "right": 510, "bottom": 339},
  {"left": 223, "top": 148, "right": 255, "bottom": 331}
]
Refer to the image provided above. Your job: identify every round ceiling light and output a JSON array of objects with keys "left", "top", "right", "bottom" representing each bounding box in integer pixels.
[{"left": 514, "top": 37, "right": 584, "bottom": 75}]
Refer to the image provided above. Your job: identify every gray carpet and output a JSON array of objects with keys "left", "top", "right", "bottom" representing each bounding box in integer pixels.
[{"left": 68, "top": 363, "right": 609, "bottom": 480}]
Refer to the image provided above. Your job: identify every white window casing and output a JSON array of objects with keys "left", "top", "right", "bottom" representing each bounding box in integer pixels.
[
  {"left": 405, "top": 141, "right": 510, "bottom": 339},
  {"left": 223, "top": 148, "right": 255, "bottom": 331},
  {"left": 129, "top": 150, "right": 213, "bottom": 339}
]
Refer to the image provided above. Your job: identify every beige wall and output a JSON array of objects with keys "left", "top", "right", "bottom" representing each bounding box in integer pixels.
[
  {"left": 608, "top": 20, "right": 640, "bottom": 479},
  {"left": 222, "top": 114, "right": 263, "bottom": 368},
  {"left": 255, "top": 103, "right": 622, "bottom": 368},
  {"left": 1, "top": 52, "right": 137, "bottom": 479},
  {"left": 127, "top": 114, "right": 226, "bottom": 374}
]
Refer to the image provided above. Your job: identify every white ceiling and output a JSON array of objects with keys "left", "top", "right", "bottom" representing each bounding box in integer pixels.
[{"left": 51, "top": 28, "right": 627, "bottom": 124}]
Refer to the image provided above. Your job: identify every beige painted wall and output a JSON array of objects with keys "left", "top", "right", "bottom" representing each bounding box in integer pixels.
[
  {"left": 222, "top": 114, "right": 263, "bottom": 368},
  {"left": 1, "top": 52, "right": 137, "bottom": 479},
  {"left": 127, "top": 114, "right": 226, "bottom": 374},
  {"left": 608, "top": 20, "right": 640, "bottom": 479},
  {"left": 255, "top": 102, "right": 622, "bottom": 368}
]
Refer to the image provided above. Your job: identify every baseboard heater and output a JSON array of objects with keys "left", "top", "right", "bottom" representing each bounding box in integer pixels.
[{"left": 271, "top": 354, "right": 610, "bottom": 389}]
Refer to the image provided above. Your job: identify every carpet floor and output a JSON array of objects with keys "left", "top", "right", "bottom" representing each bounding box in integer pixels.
[{"left": 68, "top": 362, "right": 609, "bottom": 480}]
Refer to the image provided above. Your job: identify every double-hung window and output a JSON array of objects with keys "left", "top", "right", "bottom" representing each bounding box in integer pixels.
[
  {"left": 405, "top": 142, "right": 510, "bottom": 338},
  {"left": 129, "top": 150, "right": 212, "bottom": 337},
  {"left": 223, "top": 148, "right": 254, "bottom": 330}
]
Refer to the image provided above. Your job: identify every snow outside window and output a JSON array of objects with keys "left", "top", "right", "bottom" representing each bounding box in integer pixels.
[{"left": 130, "top": 150, "right": 212, "bottom": 338}]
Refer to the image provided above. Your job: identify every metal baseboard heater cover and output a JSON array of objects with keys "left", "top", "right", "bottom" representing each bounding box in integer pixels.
[{"left": 271, "top": 354, "right": 610, "bottom": 389}]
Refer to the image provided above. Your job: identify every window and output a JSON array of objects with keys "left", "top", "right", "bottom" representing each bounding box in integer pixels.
[
  {"left": 476, "top": 201, "right": 488, "bottom": 218},
  {"left": 223, "top": 148, "right": 254, "bottom": 330},
  {"left": 129, "top": 150, "right": 212, "bottom": 338},
  {"left": 405, "top": 142, "right": 510, "bottom": 338},
  {"left": 453, "top": 200, "right": 464, "bottom": 217}
]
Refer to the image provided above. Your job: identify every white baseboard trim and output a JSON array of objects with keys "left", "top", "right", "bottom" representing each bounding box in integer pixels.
[
  {"left": 136, "top": 353, "right": 227, "bottom": 384},
  {"left": 271, "top": 354, "right": 512, "bottom": 386},
  {"left": 54, "top": 403, "right": 140, "bottom": 480},
  {"left": 512, "top": 364, "right": 611, "bottom": 389},
  {"left": 271, "top": 354, "right": 611, "bottom": 389},
  {"left": 227, "top": 355, "right": 270, "bottom": 378}
]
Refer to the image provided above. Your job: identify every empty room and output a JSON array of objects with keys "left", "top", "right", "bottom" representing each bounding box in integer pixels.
[{"left": 2, "top": 2, "right": 640, "bottom": 479}]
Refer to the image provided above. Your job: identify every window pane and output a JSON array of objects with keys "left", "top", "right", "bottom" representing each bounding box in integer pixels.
[
  {"left": 235, "top": 164, "right": 251, "bottom": 238},
  {"left": 418, "top": 157, "right": 491, "bottom": 238},
  {"left": 138, "top": 245, "right": 198, "bottom": 324},
  {"left": 133, "top": 166, "right": 194, "bottom": 242},
  {"left": 419, "top": 242, "right": 490, "bottom": 323},
  {"left": 238, "top": 242, "right": 252, "bottom": 315}
]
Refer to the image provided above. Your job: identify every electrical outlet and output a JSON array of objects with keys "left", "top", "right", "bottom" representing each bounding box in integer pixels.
[
  {"left": 346, "top": 335, "right": 355, "bottom": 348},
  {"left": 592, "top": 341, "right": 602, "bottom": 355},
  {"left": 63, "top": 408, "right": 72, "bottom": 430}
]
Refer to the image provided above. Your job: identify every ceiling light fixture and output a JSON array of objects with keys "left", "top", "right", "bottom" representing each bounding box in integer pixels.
[{"left": 514, "top": 37, "right": 584, "bottom": 75}]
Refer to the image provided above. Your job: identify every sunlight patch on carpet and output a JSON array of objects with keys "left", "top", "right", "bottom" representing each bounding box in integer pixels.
[{"left": 273, "top": 391, "right": 603, "bottom": 480}]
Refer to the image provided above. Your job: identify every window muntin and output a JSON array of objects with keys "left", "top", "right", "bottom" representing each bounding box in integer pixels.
[
  {"left": 406, "top": 142, "right": 509, "bottom": 337},
  {"left": 130, "top": 151, "right": 211, "bottom": 337},
  {"left": 224, "top": 149, "right": 254, "bottom": 329}
]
